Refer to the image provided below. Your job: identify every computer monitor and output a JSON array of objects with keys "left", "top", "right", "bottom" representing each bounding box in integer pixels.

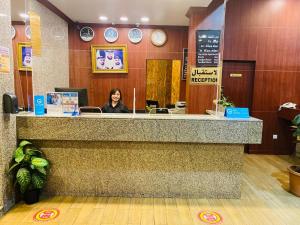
[{"left": 54, "top": 87, "right": 88, "bottom": 107}]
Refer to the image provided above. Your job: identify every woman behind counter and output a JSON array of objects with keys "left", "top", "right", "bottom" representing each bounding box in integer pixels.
[{"left": 102, "top": 88, "right": 129, "bottom": 113}]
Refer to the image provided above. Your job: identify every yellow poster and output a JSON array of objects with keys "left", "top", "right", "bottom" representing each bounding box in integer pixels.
[
  {"left": 190, "top": 67, "right": 221, "bottom": 85},
  {"left": 0, "top": 46, "right": 10, "bottom": 74},
  {"left": 29, "top": 11, "right": 41, "bottom": 56}
]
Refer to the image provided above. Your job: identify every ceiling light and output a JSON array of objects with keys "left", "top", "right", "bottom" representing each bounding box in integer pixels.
[
  {"left": 141, "top": 17, "right": 149, "bottom": 22},
  {"left": 120, "top": 16, "right": 128, "bottom": 22},
  {"left": 99, "top": 16, "right": 108, "bottom": 21},
  {"left": 19, "top": 13, "right": 29, "bottom": 19}
]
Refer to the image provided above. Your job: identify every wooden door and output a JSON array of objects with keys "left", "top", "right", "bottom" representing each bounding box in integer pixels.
[{"left": 222, "top": 61, "right": 255, "bottom": 110}]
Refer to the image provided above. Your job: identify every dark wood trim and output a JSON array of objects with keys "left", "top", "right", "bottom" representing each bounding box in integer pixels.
[
  {"left": 35, "top": 0, "right": 74, "bottom": 25},
  {"left": 208, "top": 0, "right": 226, "bottom": 11},
  {"left": 74, "top": 22, "right": 188, "bottom": 30},
  {"left": 185, "top": 7, "right": 207, "bottom": 18},
  {"left": 12, "top": 21, "right": 25, "bottom": 25}
]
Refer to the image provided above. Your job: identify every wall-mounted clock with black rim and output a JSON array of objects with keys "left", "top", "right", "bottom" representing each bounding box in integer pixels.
[{"left": 79, "top": 26, "right": 95, "bottom": 42}]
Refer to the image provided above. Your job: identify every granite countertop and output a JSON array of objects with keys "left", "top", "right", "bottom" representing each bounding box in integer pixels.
[{"left": 17, "top": 111, "right": 262, "bottom": 122}]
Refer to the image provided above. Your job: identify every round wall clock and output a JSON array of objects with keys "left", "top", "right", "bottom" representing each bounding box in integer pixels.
[
  {"left": 104, "top": 27, "right": 118, "bottom": 43},
  {"left": 128, "top": 28, "right": 143, "bottom": 44},
  {"left": 79, "top": 26, "right": 95, "bottom": 42},
  {"left": 25, "top": 25, "right": 31, "bottom": 39},
  {"left": 151, "top": 29, "right": 167, "bottom": 47},
  {"left": 11, "top": 25, "right": 16, "bottom": 39}
]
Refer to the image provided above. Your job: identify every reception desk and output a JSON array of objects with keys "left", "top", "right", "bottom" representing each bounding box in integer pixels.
[{"left": 16, "top": 113, "right": 262, "bottom": 198}]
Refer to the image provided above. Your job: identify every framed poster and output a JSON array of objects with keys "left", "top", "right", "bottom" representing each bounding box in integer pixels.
[
  {"left": 196, "top": 30, "right": 221, "bottom": 67},
  {"left": 91, "top": 45, "right": 128, "bottom": 73},
  {"left": 18, "top": 42, "right": 32, "bottom": 71}
]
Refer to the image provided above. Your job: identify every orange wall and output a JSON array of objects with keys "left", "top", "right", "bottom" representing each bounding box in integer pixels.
[
  {"left": 12, "top": 23, "right": 33, "bottom": 109},
  {"left": 69, "top": 25, "right": 188, "bottom": 109}
]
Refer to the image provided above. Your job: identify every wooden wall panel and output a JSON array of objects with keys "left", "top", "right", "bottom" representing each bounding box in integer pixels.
[
  {"left": 69, "top": 25, "right": 188, "bottom": 110},
  {"left": 223, "top": 0, "right": 300, "bottom": 154},
  {"left": 12, "top": 24, "right": 33, "bottom": 109},
  {"left": 186, "top": 1, "right": 226, "bottom": 114},
  {"left": 222, "top": 61, "right": 255, "bottom": 109},
  {"left": 171, "top": 60, "right": 181, "bottom": 105},
  {"left": 146, "top": 60, "right": 170, "bottom": 107}
]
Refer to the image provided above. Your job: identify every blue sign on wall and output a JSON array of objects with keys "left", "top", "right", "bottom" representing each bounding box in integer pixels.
[
  {"left": 224, "top": 107, "right": 250, "bottom": 118},
  {"left": 34, "top": 95, "right": 45, "bottom": 116}
]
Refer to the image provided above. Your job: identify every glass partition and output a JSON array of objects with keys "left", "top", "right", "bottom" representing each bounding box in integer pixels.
[
  {"left": 11, "top": 0, "right": 32, "bottom": 111},
  {"left": 11, "top": 0, "right": 228, "bottom": 115}
]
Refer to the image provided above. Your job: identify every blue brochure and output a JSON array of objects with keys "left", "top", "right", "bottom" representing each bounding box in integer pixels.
[
  {"left": 34, "top": 95, "right": 45, "bottom": 116},
  {"left": 224, "top": 107, "right": 250, "bottom": 118}
]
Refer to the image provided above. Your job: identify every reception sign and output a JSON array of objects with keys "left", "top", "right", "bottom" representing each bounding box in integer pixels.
[
  {"left": 0, "top": 46, "right": 10, "bottom": 74},
  {"left": 190, "top": 67, "right": 220, "bottom": 85},
  {"left": 196, "top": 30, "right": 221, "bottom": 67}
]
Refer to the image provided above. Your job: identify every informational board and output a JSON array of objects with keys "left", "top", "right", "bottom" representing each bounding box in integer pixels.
[
  {"left": 34, "top": 95, "right": 45, "bottom": 116},
  {"left": 46, "top": 92, "right": 78, "bottom": 114},
  {"left": 196, "top": 30, "right": 221, "bottom": 67},
  {"left": 181, "top": 48, "right": 188, "bottom": 80},
  {"left": 47, "top": 92, "right": 63, "bottom": 114},
  {"left": 62, "top": 92, "right": 79, "bottom": 113},
  {"left": 224, "top": 107, "right": 250, "bottom": 118},
  {"left": 0, "top": 46, "right": 10, "bottom": 74}
]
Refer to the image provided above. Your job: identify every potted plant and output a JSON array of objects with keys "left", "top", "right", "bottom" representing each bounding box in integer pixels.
[
  {"left": 288, "top": 114, "right": 300, "bottom": 196},
  {"left": 8, "top": 140, "right": 49, "bottom": 204},
  {"left": 213, "top": 95, "right": 235, "bottom": 112}
]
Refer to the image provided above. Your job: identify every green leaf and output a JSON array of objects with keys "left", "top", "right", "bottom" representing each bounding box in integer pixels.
[
  {"left": 14, "top": 147, "right": 24, "bottom": 163},
  {"left": 292, "top": 114, "right": 300, "bottom": 126},
  {"left": 19, "top": 140, "right": 32, "bottom": 147},
  {"left": 8, "top": 162, "right": 20, "bottom": 174},
  {"left": 16, "top": 168, "right": 31, "bottom": 193},
  {"left": 32, "top": 173, "right": 45, "bottom": 189},
  {"left": 25, "top": 147, "right": 42, "bottom": 156},
  {"left": 23, "top": 154, "right": 31, "bottom": 163},
  {"left": 36, "top": 167, "right": 47, "bottom": 175},
  {"left": 32, "top": 158, "right": 48, "bottom": 167},
  {"left": 294, "top": 128, "right": 300, "bottom": 137}
]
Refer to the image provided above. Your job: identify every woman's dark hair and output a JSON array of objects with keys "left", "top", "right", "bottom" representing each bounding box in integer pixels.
[{"left": 109, "top": 88, "right": 122, "bottom": 103}]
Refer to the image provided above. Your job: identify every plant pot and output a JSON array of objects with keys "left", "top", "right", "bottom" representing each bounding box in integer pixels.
[
  {"left": 288, "top": 165, "right": 300, "bottom": 197},
  {"left": 24, "top": 189, "right": 40, "bottom": 204}
]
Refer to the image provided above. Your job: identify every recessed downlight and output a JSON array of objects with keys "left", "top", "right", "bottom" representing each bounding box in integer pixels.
[
  {"left": 99, "top": 16, "right": 108, "bottom": 21},
  {"left": 19, "top": 13, "right": 29, "bottom": 19},
  {"left": 141, "top": 17, "right": 149, "bottom": 22},
  {"left": 120, "top": 16, "right": 128, "bottom": 22}
]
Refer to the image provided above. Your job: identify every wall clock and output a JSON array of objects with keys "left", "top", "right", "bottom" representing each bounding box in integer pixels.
[
  {"left": 11, "top": 25, "right": 16, "bottom": 39},
  {"left": 128, "top": 28, "right": 143, "bottom": 44},
  {"left": 104, "top": 27, "right": 118, "bottom": 43},
  {"left": 80, "top": 26, "right": 95, "bottom": 42},
  {"left": 151, "top": 29, "right": 167, "bottom": 47}
]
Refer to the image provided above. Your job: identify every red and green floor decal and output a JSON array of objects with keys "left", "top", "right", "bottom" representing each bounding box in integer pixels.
[
  {"left": 198, "top": 210, "right": 223, "bottom": 224},
  {"left": 33, "top": 208, "right": 60, "bottom": 222}
]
